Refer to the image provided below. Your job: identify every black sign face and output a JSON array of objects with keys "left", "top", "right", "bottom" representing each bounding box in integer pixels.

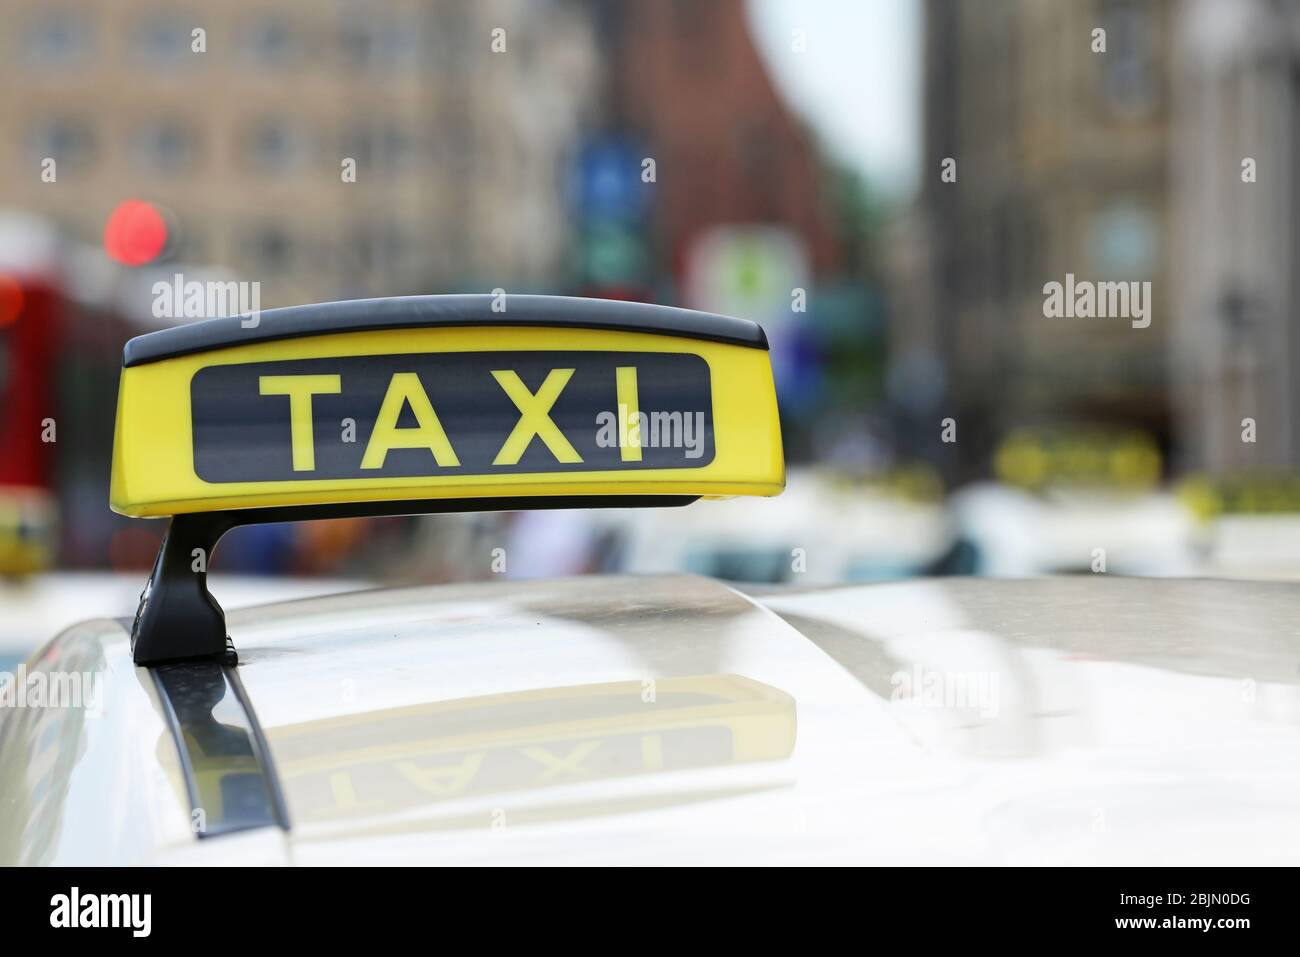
[{"left": 190, "top": 351, "right": 714, "bottom": 483}]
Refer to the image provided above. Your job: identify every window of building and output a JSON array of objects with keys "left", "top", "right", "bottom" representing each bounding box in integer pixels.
[
  {"left": 246, "top": 225, "right": 293, "bottom": 273},
  {"left": 244, "top": 119, "right": 310, "bottom": 173},
  {"left": 342, "top": 120, "right": 415, "bottom": 173},
  {"left": 134, "top": 119, "right": 199, "bottom": 174},
  {"left": 1099, "top": 0, "right": 1159, "bottom": 118},
  {"left": 242, "top": 16, "right": 298, "bottom": 68},
  {"left": 23, "top": 10, "right": 95, "bottom": 68},
  {"left": 1087, "top": 201, "right": 1158, "bottom": 279},
  {"left": 336, "top": 223, "right": 409, "bottom": 277},
  {"left": 27, "top": 117, "right": 97, "bottom": 171},
  {"left": 426, "top": 5, "right": 471, "bottom": 73},
  {"left": 435, "top": 109, "right": 477, "bottom": 176},
  {"left": 134, "top": 13, "right": 197, "bottom": 67},
  {"left": 339, "top": 5, "right": 424, "bottom": 71}
]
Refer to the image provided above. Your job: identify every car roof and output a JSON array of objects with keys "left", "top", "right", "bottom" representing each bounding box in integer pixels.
[
  {"left": 227, "top": 573, "right": 822, "bottom": 855},
  {"left": 9, "top": 573, "right": 1300, "bottom": 864}
]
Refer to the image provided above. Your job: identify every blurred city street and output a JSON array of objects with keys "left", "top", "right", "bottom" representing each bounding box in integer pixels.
[{"left": 0, "top": 0, "right": 1297, "bottom": 666}]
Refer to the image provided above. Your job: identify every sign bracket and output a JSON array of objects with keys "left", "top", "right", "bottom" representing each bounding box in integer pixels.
[{"left": 130, "top": 495, "right": 697, "bottom": 665}]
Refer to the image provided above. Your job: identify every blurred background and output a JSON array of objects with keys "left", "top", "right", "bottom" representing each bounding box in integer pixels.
[{"left": 1, "top": 0, "right": 1298, "bottom": 665}]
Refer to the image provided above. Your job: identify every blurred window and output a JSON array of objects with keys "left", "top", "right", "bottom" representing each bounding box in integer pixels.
[
  {"left": 338, "top": 17, "right": 371, "bottom": 68},
  {"left": 342, "top": 120, "right": 415, "bottom": 173},
  {"left": 1099, "top": 0, "right": 1158, "bottom": 118},
  {"left": 427, "top": 6, "right": 471, "bottom": 73},
  {"left": 1087, "top": 202, "right": 1158, "bottom": 278},
  {"left": 134, "top": 14, "right": 197, "bottom": 67},
  {"left": 27, "top": 117, "right": 97, "bottom": 171},
  {"left": 243, "top": 16, "right": 297, "bottom": 67},
  {"left": 354, "top": 224, "right": 408, "bottom": 273},
  {"left": 436, "top": 109, "right": 478, "bottom": 176},
  {"left": 134, "top": 119, "right": 198, "bottom": 174},
  {"left": 334, "top": 223, "right": 413, "bottom": 283},
  {"left": 22, "top": 10, "right": 95, "bottom": 68},
  {"left": 339, "top": 7, "right": 424, "bottom": 71},
  {"left": 246, "top": 225, "right": 293, "bottom": 273},
  {"left": 244, "top": 119, "right": 310, "bottom": 173}
]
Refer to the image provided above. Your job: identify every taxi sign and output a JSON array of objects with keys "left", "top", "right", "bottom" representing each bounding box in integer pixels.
[
  {"left": 993, "top": 426, "right": 1161, "bottom": 491},
  {"left": 1178, "top": 471, "right": 1300, "bottom": 520},
  {"left": 112, "top": 295, "right": 781, "bottom": 515},
  {"left": 111, "top": 295, "right": 784, "bottom": 664},
  {"left": 188, "top": 350, "right": 714, "bottom": 482}
]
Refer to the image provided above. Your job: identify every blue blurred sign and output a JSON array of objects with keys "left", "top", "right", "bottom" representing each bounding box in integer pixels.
[{"left": 570, "top": 138, "right": 651, "bottom": 222}]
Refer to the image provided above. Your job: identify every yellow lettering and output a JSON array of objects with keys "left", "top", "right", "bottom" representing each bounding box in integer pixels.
[
  {"left": 394, "top": 753, "right": 485, "bottom": 797},
  {"left": 361, "top": 373, "right": 460, "bottom": 469},
  {"left": 616, "top": 366, "right": 642, "bottom": 462},
  {"left": 521, "top": 740, "right": 601, "bottom": 781},
  {"left": 328, "top": 770, "right": 382, "bottom": 811},
  {"left": 640, "top": 732, "right": 663, "bottom": 770},
  {"left": 258, "top": 374, "right": 341, "bottom": 471},
  {"left": 491, "top": 368, "right": 582, "bottom": 465}
]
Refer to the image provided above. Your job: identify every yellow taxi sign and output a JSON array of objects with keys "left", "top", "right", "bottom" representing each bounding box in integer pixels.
[
  {"left": 1178, "top": 471, "right": 1300, "bottom": 521},
  {"left": 993, "top": 426, "right": 1161, "bottom": 491},
  {"left": 111, "top": 295, "right": 785, "bottom": 517}
]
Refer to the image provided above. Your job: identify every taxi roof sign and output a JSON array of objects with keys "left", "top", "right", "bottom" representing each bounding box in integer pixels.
[
  {"left": 112, "top": 295, "right": 782, "bottom": 517},
  {"left": 111, "top": 295, "right": 784, "bottom": 664}
]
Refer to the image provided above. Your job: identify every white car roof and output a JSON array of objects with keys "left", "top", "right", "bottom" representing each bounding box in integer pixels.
[{"left": 5, "top": 574, "right": 1300, "bottom": 865}]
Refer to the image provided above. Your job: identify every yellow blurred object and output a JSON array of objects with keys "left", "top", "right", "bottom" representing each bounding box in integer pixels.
[
  {"left": 0, "top": 486, "right": 57, "bottom": 577},
  {"left": 826, "top": 463, "right": 945, "bottom": 503},
  {"left": 994, "top": 427, "right": 1161, "bottom": 491},
  {"left": 1177, "top": 472, "right": 1300, "bottom": 521}
]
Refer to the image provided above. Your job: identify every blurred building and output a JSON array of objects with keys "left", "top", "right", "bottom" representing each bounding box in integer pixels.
[
  {"left": 1170, "top": 0, "right": 1300, "bottom": 474},
  {"left": 581, "top": 0, "right": 855, "bottom": 459},
  {"left": 585, "top": 0, "right": 843, "bottom": 295},
  {"left": 0, "top": 0, "right": 599, "bottom": 308},
  {"left": 896, "top": 0, "right": 1175, "bottom": 482}
]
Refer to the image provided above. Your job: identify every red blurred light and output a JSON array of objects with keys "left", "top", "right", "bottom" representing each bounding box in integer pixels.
[
  {"left": 103, "top": 199, "right": 168, "bottom": 266},
  {"left": 0, "top": 273, "right": 24, "bottom": 327}
]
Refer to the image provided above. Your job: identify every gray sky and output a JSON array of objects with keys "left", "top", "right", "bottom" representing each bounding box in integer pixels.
[{"left": 746, "top": 0, "right": 922, "bottom": 200}]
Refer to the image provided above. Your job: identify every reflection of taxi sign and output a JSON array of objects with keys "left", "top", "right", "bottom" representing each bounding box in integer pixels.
[
  {"left": 110, "top": 295, "right": 784, "bottom": 664},
  {"left": 271, "top": 674, "right": 795, "bottom": 821}
]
